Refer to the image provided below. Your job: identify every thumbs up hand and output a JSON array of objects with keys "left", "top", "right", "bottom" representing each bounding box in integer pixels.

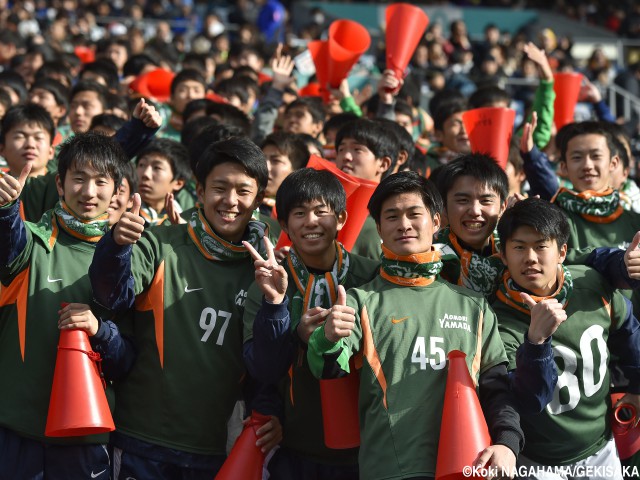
[
  {"left": 113, "top": 193, "right": 145, "bottom": 245},
  {"left": 625, "top": 232, "right": 640, "bottom": 280},
  {"left": 521, "top": 292, "right": 567, "bottom": 345},
  {"left": 323, "top": 285, "right": 356, "bottom": 343},
  {"left": 0, "top": 163, "right": 31, "bottom": 207}
]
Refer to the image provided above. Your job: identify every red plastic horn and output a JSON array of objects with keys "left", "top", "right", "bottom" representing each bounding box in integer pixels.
[
  {"left": 436, "top": 350, "right": 491, "bottom": 480},
  {"left": 462, "top": 107, "right": 516, "bottom": 169},
  {"left": 319, "top": 366, "right": 360, "bottom": 449},
  {"left": 45, "top": 328, "right": 115, "bottom": 437},
  {"left": 327, "top": 20, "right": 371, "bottom": 89},
  {"left": 385, "top": 3, "right": 429, "bottom": 80},
  {"left": 338, "top": 178, "right": 378, "bottom": 252},
  {"left": 308, "top": 40, "right": 331, "bottom": 102},
  {"left": 553, "top": 72, "right": 583, "bottom": 130},
  {"left": 611, "top": 393, "right": 640, "bottom": 460},
  {"left": 215, "top": 411, "right": 270, "bottom": 479}
]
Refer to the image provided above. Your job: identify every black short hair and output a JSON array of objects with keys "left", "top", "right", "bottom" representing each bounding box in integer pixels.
[
  {"left": 435, "top": 153, "right": 509, "bottom": 205},
  {"left": 261, "top": 132, "right": 309, "bottom": 171},
  {"left": 30, "top": 78, "right": 69, "bottom": 109},
  {"left": 0, "top": 104, "right": 55, "bottom": 145},
  {"left": 0, "top": 71, "right": 28, "bottom": 103},
  {"left": 188, "top": 123, "right": 246, "bottom": 173},
  {"left": 432, "top": 96, "right": 468, "bottom": 132},
  {"left": 323, "top": 112, "right": 359, "bottom": 138},
  {"left": 468, "top": 85, "right": 511, "bottom": 109},
  {"left": 57, "top": 132, "right": 126, "bottom": 192},
  {"left": 558, "top": 121, "right": 617, "bottom": 163},
  {"left": 183, "top": 98, "right": 216, "bottom": 125},
  {"left": 335, "top": 119, "right": 400, "bottom": 178},
  {"left": 181, "top": 115, "right": 219, "bottom": 149},
  {"left": 368, "top": 171, "right": 443, "bottom": 225},
  {"left": 285, "top": 97, "right": 325, "bottom": 125},
  {"left": 89, "top": 113, "right": 126, "bottom": 134},
  {"left": 216, "top": 76, "right": 259, "bottom": 106},
  {"left": 497, "top": 197, "right": 569, "bottom": 251},
  {"left": 80, "top": 60, "right": 120, "bottom": 88},
  {"left": 374, "top": 118, "right": 415, "bottom": 166},
  {"left": 122, "top": 53, "right": 159, "bottom": 78},
  {"left": 194, "top": 136, "right": 267, "bottom": 193},
  {"left": 601, "top": 122, "right": 631, "bottom": 170},
  {"left": 276, "top": 168, "right": 347, "bottom": 224},
  {"left": 120, "top": 160, "right": 138, "bottom": 196},
  {"left": 70, "top": 81, "right": 109, "bottom": 108},
  {"left": 295, "top": 133, "right": 324, "bottom": 157},
  {"left": 205, "top": 102, "right": 251, "bottom": 135},
  {"left": 0, "top": 89, "right": 11, "bottom": 112},
  {"left": 170, "top": 68, "right": 206, "bottom": 96},
  {"left": 136, "top": 138, "right": 191, "bottom": 182},
  {"left": 34, "top": 60, "right": 74, "bottom": 87}
]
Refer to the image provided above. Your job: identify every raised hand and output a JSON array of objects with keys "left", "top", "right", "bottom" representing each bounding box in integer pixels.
[
  {"left": 0, "top": 163, "right": 31, "bottom": 207},
  {"left": 270, "top": 44, "right": 295, "bottom": 92},
  {"left": 58, "top": 303, "right": 100, "bottom": 336},
  {"left": 113, "top": 193, "right": 145, "bottom": 246},
  {"left": 523, "top": 42, "right": 553, "bottom": 81},
  {"left": 323, "top": 285, "right": 356, "bottom": 343},
  {"left": 578, "top": 78, "right": 602, "bottom": 104},
  {"left": 133, "top": 97, "right": 163, "bottom": 129},
  {"left": 520, "top": 111, "right": 538, "bottom": 154},
  {"left": 165, "top": 193, "right": 185, "bottom": 225},
  {"left": 378, "top": 68, "right": 402, "bottom": 102},
  {"left": 625, "top": 232, "right": 640, "bottom": 279},
  {"left": 521, "top": 292, "right": 567, "bottom": 344},
  {"left": 243, "top": 236, "right": 288, "bottom": 304}
]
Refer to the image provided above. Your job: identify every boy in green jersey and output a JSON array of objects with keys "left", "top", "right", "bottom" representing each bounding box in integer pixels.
[
  {"left": 244, "top": 168, "right": 379, "bottom": 479},
  {"left": 90, "top": 136, "right": 282, "bottom": 479},
  {"left": 0, "top": 133, "right": 133, "bottom": 479},
  {"left": 494, "top": 197, "right": 640, "bottom": 479},
  {"left": 306, "top": 171, "right": 525, "bottom": 480},
  {"left": 335, "top": 118, "right": 399, "bottom": 260}
]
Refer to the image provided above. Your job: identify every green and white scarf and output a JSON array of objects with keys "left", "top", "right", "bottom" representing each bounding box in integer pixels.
[
  {"left": 496, "top": 265, "right": 573, "bottom": 315},
  {"left": 187, "top": 207, "right": 267, "bottom": 261},
  {"left": 28, "top": 200, "right": 110, "bottom": 251},
  {"left": 435, "top": 226, "right": 504, "bottom": 298},
  {"left": 287, "top": 241, "right": 349, "bottom": 326},
  {"left": 553, "top": 187, "right": 623, "bottom": 223},
  {"left": 380, "top": 244, "right": 443, "bottom": 286}
]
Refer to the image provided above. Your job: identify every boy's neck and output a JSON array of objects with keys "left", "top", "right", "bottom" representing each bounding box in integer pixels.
[
  {"left": 297, "top": 245, "right": 337, "bottom": 272},
  {"left": 144, "top": 197, "right": 166, "bottom": 214}
]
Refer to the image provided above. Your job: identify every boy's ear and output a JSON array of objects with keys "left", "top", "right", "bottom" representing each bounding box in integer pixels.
[
  {"left": 253, "top": 191, "right": 265, "bottom": 209},
  {"left": 432, "top": 212, "right": 441, "bottom": 235},
  {"left": 311, "top": 121, "right": 323, "bottom": 137},
  {"left": 378, "top": 156, "right": 392, "bottom": 175},
  {"left": 196, "top": 182, "right": 204, "bottom": 200},
  {"left": 336, "top": 210, "right": 348, "bottom": 232},
  {"left": 609, "top": 154, "right": 620, "bottom": 173},
  {"left": 434, "top": 129, "right": 444, "bottom": 143},
  {"left": 558, "top": 243, "right": 568, "bottom": 264},
  {"left": 171, "top": 178, "right": 185, "bottom": 192},
  {"left": 55, "top": 173, "right": 64, "bottom": 197},
  {"left": 47, "top": 144, "right": 55, "bottom": 161},
  {"left": 558, "top": 160, "right": 568, "bottom": 177}
]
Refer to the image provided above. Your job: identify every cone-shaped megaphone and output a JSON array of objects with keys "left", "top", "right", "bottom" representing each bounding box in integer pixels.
[
  {"left": 45, "top": 328, "right": 114, "bottom": 437},
  {"left": 611, "top": 393, "right": 640, "bottom": 460},
  {"left": 553, "top": 72, "right": 583, "bottom": 130},
  {"left": 385, "top": 4, "right": 429, "bottom": 81},
  {"left": 462, "top": 107, "right": 516, "bottom": 170},
  {"left": 320, "top": 367, "right": 360, "bottom": 449},
  {"left": 215, "top": 411, "right": 270, "bottom": 480},
  {"left": 436, "top": 350, "right": 491, "bottom": 480}
]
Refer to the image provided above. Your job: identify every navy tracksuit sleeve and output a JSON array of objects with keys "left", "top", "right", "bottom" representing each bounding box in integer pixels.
[
  {"left": 521, "top": 146, "right": 559, "bottom": 201},
  {"left": 509, "top": 334, "right": 557, "bottom": 414},
  {"left": 244, "top": 296, "right": 294, "bottom": 384},
  {"left": 89, "top": 318, "right": 137, "bottom": 381},
  {"left": 609, "top": 297, "right": 640, "bottom": 394},
  {"left": 114, "top": 117, "right": 159, "bottom": 160},
  {"left": 0, "top": 201, "right": 27, "bottom": 268},
  {"left": 89, "top": 230, "right": 136, "bottom": 314}
]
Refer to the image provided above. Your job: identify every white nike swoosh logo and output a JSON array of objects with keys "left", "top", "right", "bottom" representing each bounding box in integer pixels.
[
  {"left": 91, "top": 469, "right": 107, "bottom": 478},
  {"left": 47, "top": 275, "right": 63, "bottom": 283},
  {"left": 184, "top": 285, "right": 203, "bottom": 293}
]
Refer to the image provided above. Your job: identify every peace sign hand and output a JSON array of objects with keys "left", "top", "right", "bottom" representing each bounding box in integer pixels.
[{"left": 243, "top": 236, "right": 288, "bottom": 304}]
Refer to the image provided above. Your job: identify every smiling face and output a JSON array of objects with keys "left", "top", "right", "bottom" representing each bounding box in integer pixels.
[
  {"left": 336, "top": 137, "right": 390, "bottom": 182},
  {"left": 55, "top": 162, "right": 116, "bottom": 220},
  {"left": 196, "top": 162, "right": 263, "bottom": 243},
  {"left": 445, "top": 176, "right": 506, "bottom": 251},
  {"left": 0, "top": 121, "right": 54, "bottom": 177},
  {"left": 377, "top": 191, "right": 440, "bottom": 256},
  {"left": 282, "top": 200, "right": 346, "bottom": 270},
  {"left": 561, "top": 133, "right": 617, "bottom": 193},
  {"left": 500, "top": 225, "right": 567, "bottom": 296},
  {"left": 437, "top": 112, "right": 471, "bottom": 154}
]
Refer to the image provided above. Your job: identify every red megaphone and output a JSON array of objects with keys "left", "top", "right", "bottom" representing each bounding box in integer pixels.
[
  {"left": 308, "top": 40, "right": 331, "bottom": 102},
  {"left": 435, "top": 350, "right": 491, "bottom": 480},
  {"left": 553, "top": 72, "right": 583, "bottom": 130},
  {"left": 320, "top": 364, "right": 360, "bottom": 449},
  {"left": 45, "top": 328, "right": 115, "bottom": 437},
  {"left": 462, "top": 107, "right": 516, "bottom": 169},
  {"left": 338, "top": 178, "right": 378, "bottom": 251},
  {"left": 216, "top": 411, "right": 270, "bottom": 479},
  {"left": 385, "top": 3, "right": 429, "bottom": 81},
  {"left": 611, "top": 393, "right": 640, "bottom": 460},
  {"left": 327, "top": 20, "right": 371, "bottom": 89}
]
